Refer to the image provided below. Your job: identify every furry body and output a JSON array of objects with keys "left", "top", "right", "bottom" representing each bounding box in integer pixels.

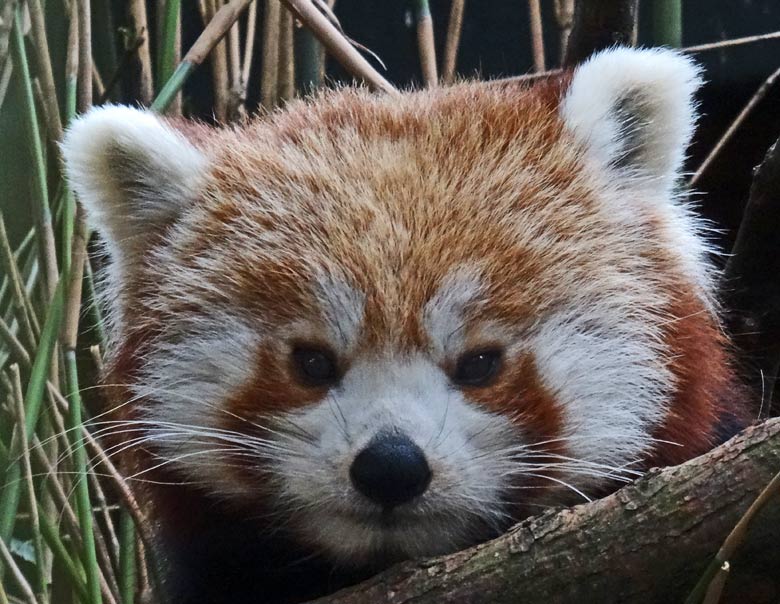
[{"left": 62, "top": 48, "right": 751, "bottom": 603}]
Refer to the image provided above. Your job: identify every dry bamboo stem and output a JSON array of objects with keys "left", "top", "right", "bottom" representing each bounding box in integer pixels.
[
  {"left": 0, "top": 539, "right": 36, "bottom": 604},
  {"left": 241, "top": 1, "right": 258, "bottom": 88},
  {"left": 128, "top": 0, "right": 153, "bottom": 104},
  {"left": 261, "top": 0, "right": 281, "bottom": 108},
  {"left": 225, "top": 2, "right": 245, "bottom": 119},
  {"left": 416, "top": 0, "right": 438, "bottom": 86},
  {"left": 442, "top": 0, "right": 465, "bottom": 84},
  {"left": 553, "top": 0, "right": 574, "bottom": 62},
  {"left": 0, "top": 216, "right": 38, "bottom": 351},
  {"left": 0, "top": 59, "right": 13, "bottom": 110},
  {"left": 278, "top": 8, "right": 295, "bottom": 101},
  {"left": 9, "top": 365, "right": 46, "bottom": 602},
  {"left": 204, "top": 0, "right": 230, "bottom": 120},
  {"left": 27, "top": 0, "right": 63, "bottom": 140},
  {"left": 282, "top": 0, "right": 396, "bottom": 94},
  {"left": 527, "top": 0, "right": 546, "bottom": 72},
  {"left": 228, "top": 15, "right": 241, "bottom": 88},
  {"left": 0, "top": 317, "right": 30, "bottom": 367},
  {"left": 29, "top": 431, "right": 120, "bottom": 604}
]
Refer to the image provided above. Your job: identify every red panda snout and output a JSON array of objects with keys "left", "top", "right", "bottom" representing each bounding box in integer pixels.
[{"left": 349, "top": 430, "right": 433, "bottom": 508}]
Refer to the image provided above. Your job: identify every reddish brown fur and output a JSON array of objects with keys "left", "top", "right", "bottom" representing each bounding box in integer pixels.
[{"left": 98, "top": 75, "right": 752, "bottom": 574}]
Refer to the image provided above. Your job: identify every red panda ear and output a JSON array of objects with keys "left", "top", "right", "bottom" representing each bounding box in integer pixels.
[
  {"left": 61, "top": 105, "right": 205, "bottom": 272},
  {"left": 560, "top": 47, "right": 702, "bottom": 192}
]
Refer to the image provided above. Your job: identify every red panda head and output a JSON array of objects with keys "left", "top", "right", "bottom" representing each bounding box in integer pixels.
[{"left": 62, "top": 48, "right": 731, "bottom": 565}]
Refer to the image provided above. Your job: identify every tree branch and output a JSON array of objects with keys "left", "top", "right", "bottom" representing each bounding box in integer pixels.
[
  {"left": 311, "top": 419, "right": 780, "bottom": 603},
  {"left": 721, "top": 135, "right": 780, "bottom": 412}
]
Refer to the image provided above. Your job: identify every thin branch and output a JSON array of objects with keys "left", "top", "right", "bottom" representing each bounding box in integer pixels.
[
  {"left": 205, "top": 0, "right": 230, "bottom": 121},
  {"left": 691, "top": 65, "right": 780, "bottom": 186},
  {"left": 155, "top": 0, "right": 255, "bottom": 113},
  {"left": 683, "top": 29, "right": 780, "bottom": 54}
]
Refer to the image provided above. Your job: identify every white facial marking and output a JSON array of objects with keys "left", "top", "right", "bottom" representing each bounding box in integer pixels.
[
  {"left": 272, "top": 356, "right": 516, "bottom": 564},
  {"left": 313, "top": 271, "right": 366, "bottom": 353},
  {"left": 135, "top": 314, "right": 261, "bottom": 499},
  {"left": 532, "top": 305, "right": 674, "bottom": 483},
  {"left": 423, "top": 267, "right": 485, "bottom": 359}
]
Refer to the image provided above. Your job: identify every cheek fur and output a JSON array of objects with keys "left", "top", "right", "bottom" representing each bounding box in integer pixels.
[{"left": 466, "top": 352, "right": 565, "bottom": 453}]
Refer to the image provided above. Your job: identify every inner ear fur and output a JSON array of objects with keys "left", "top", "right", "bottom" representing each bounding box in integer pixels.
[{"left": 560, "top": 47, "right": 703, "bottom": 191}]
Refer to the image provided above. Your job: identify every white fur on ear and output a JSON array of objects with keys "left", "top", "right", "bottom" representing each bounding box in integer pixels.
[
  {"left": 560, "top": 47, "right": 702, "bottom": 191},
  {"left": 61, "top": 105, "right": 205, "bottom": 270}
]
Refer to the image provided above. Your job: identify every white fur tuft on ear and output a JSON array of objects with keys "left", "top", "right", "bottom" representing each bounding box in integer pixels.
[
  {"left": 61, "top": 105, "right": 205, "bottom": 269},
  {"left": 560, "top": 47, "right": 702, "bottom": 191}
]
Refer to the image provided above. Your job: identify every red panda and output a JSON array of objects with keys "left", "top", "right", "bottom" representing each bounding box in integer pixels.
[{"left": 62, "top": 47, "right": 752, "bottom": 604}]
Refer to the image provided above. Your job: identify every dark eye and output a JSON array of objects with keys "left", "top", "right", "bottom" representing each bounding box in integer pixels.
[
  {"left": 453, "top": 349, "right": 502, "bottom": 387},
  {"left": 292, "top": 346, "right": 339, "bottom": 386}
]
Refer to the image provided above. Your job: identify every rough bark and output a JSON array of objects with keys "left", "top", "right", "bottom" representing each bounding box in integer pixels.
[
  {"left": 721, "top": 135, "right": 780, "bottom": 412},
  {"left": 310, "top": 419, "right": 780, "bottom": 604},
  {"left": 563, "top": 0, "right": 638, "bottom": 66}
]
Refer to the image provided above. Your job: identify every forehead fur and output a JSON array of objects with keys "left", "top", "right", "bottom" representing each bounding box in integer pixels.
[{"left": 137, "top": 77, "right": 690, "bottom": 354}]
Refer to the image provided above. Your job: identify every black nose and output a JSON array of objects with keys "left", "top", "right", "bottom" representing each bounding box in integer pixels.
[{"left": 349, "top": 432, "right": 432, "bottom": 508}]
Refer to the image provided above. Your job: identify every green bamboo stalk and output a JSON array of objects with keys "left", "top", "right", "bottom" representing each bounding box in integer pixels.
[
  {"left": 62, "top": 0, "right": 79, "bottom": 272},
  {"left": 158, "top": 0, "right": 182, "bottom": 89},
  {"left": 61, "top": 191, "right": 102, "bottom": 604},
  {"left": 0, "top": 441, "right": 89, "bottom": 604},
  {"left": 151, "top": 60, "right": 195, "bottom": 112},
  {"left": 294, "top": 25, "right": 323, "bottom": 94},
  {"left": 11, "top": 6, "right": 59, "bottom": 303},
  {"left": 649, "top": 0, "right": 682, "bottom": 47},
  {"left": 38, "top": 512, "right": 90, "bottom": 604},
  {"left": 118, "top": 513, "right": 136, "bottom": 604},
  {"left": 65, "top": 350, "right": 103, "bottom": 604},
  {"left": 153, "top": 0, "right": 255, "bottom": 113}
]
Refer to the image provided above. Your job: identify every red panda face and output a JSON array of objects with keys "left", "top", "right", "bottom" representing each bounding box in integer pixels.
[{"left": 63, "top": 48, "right": 733, "bottom": 566}]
